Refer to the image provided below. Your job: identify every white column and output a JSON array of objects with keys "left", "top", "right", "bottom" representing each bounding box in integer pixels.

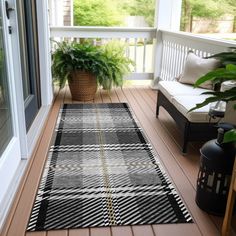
[
  {"left": 154, "top": 0, "right": 182, "bottom": 31},
  {"left": 71, "top": 0, "right": 74, "bottom": 26},
  {"left": 48, "top": 0, "right": 64, "bottom": 26},
  {"left": 151, "top": 0, "right": 182, "bottom": 89}
]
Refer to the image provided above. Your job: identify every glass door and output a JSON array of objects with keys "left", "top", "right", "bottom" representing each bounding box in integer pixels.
[
  {"left": 17, "top": 0, "right": 41, "bottom": 131},
  {"left": 0, "top": 2, "right": 13, "bottom": 156}
]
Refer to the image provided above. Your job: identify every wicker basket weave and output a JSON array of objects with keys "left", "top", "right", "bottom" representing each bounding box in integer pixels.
[{"left": 69, "top": 70, "right": 97, "bottom": 101}]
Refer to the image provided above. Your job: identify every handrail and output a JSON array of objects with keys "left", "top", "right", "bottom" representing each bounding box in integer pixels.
[
  {"left": 50, "top": 26, "right": 156, "bottom": 77},
  {"left": 50, "top": 26, "right": 157, "bottom": 39},
  {"left": 50, "top": 26, "right": 236, "bottom": 81},
  {"left": 159, "top": 29, "right": 236, "bottom": 48},
  {"left": 154, "top": 29, "right": 236, "bottom": 81}
]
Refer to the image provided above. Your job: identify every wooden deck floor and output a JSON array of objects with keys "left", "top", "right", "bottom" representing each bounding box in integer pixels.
[{"left": 1, "top": 86, "right": 235, "bottom": 236}]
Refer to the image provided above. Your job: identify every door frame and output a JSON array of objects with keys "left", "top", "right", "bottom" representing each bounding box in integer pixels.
[
  {"left": 27, "top": 0, "right": 53, "bottom": 156},
  {"left": 0, "top": 0, "right": 24, "bottom": 228},
  {"left": 0, "top": 0, "right": 53, "bottom": 229},
  {"left": 17, "top": 0, "right": 42, "bottom": 131},
  {"left": 7, "top": 0, "right": 53, "bottom": 159}
]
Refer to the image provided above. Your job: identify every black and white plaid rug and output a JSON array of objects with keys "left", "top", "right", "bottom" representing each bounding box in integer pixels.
[{"left": 27, "top": 103, "right": 193, "bottom": 231}]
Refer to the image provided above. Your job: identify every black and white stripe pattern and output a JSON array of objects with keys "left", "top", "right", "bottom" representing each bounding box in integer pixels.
[{"left": 27, "top": 103, "right": 193, "bottom": 231}]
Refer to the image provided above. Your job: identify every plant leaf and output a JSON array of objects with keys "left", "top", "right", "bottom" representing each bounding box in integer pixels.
[
  {"left": 189, "top": 96, "right": 223, "bottom": 112},
  {"left": 223, "top": 129, "right": 236, "bottom": 143},
  {"left": 226, "top": 64, "right": 236, "bottom": 71}
]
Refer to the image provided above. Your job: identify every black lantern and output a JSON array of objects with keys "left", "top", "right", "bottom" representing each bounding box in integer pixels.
[{"left": 196, "top": 124, "right": 236, "bottom": 215}]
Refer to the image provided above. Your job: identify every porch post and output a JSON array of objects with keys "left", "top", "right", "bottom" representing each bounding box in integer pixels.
[
  {"left": 48, "top": 0, "right": 64, "bottom": 26},
  {"left": 71, "top": 0, "right": 74, "bottom": 26},
  {"left": 151, "top": 0, "right": 182, "bottom": 89},
  {"left": 154, "top": 0, "right": 182, "bottom": 31}
]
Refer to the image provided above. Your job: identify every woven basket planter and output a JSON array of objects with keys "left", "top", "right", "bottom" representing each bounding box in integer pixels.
[{"left": 69, "top": 70, "right": 97, "bottom": 101}]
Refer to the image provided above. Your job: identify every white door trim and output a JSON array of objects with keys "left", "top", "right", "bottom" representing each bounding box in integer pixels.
[
  {"left": 26, "top": 0, "right": 53, "bottom": 158},
  {"left": 0, "top": 0, "right": 23, "bottom": 229},
  {"left": 8, "top": 0, "right": 53, "bottom": 159},
  {"left": 0, "top": 0, "right": 53, "bottom": 230},
  {"left": 7, "top": 0, "right": 29, "bottom": 157}
]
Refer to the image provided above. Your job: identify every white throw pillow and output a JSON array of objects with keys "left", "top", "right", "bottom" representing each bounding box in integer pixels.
[{"left": 179, "top": 52, "right": 220, "bottom": 89}]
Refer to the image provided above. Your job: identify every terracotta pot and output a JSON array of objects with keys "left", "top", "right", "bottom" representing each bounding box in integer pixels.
[{"left": 69, "top": 70, "right": 97, "bottom": 101}]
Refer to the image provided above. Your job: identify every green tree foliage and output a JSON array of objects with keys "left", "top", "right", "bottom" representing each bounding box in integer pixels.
[
  {"left": 73, "top": 0, "right": 123, "bottom": 26},
  {"left": 181, "top": 0, "right": 233, "bottom": 32},
  {"left": 123, "top": 0, "right": 156, "bottom": 27},
  {"left": 225, "top": 0, "right": 236, "bottom": 14},
  {"left": 225, "top": 0, "right": 236, "bottom": 32}
]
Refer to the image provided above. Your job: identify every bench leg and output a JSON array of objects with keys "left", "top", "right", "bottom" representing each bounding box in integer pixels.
[
  {"left": 156, "top": 93, "right": 161, "bottom": 117},
  {"left": 156, "top": 104, "right": 160, "bottom": 117},
  {"left": 182, "top": 140, "right": 188, "bottom": 154},
  {"left": 182, "top": 122, "right": 190, "bottom": 154}
]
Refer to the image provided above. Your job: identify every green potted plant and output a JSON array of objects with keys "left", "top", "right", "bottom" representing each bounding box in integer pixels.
[
  {"left": 52, "top": 40, "right": 134, "bottom": 101},
  {"left": 100, "top": 40, "right": 134, "bottom": 90},
  {"left": 52, "top": 41, "right": 106, "bottom": 101},
  {"left": 189, "top": 49, "right": 236, "bottom": 142}
]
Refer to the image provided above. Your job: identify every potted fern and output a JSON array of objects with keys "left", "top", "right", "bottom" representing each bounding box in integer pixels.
[
  {"left": 190, "top": 49, "right": 236, "bottom": 142},
  {"left": 100, "top": 41, "right": 134, "bottom": 90},
  {"left": 52, "top": 41, "right": 134, "bottom": 101},
  {"left": 52, "top": 41, "right": 106, "bottom": 101}
]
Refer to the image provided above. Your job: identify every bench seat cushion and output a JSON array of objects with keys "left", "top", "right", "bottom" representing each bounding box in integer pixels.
[
  {"left": 172, "top": 95, "right": 214, "bottom": 123},
  {"left": 158, "top": 81, "right": 210, "bottom": 102}
]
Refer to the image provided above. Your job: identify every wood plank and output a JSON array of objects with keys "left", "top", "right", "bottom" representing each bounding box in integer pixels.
[
  {"left": 64, "top": 86, "right": 72, "bottom": 104},
  {"left": 94, "top": 89, "right": 103, "bottom": 103},
  {"left": 141, "top": 88, "right": 180, "bottom": 136},
  {"left": 111, "top": 226, "right": 133, "bottom": 236},
  {"left": 152, "top": 224, "right": 201, "bottom": 236},
  {"left": 25, "top": 231, "right": 46, "bottom": 236},
  {"left": 132, "top": 225, "right": 154, "bottom": 236},
  {"left": 100, "top": 89, "right": 111, "bottom": 103},
  {"left": 119, "top": 87, "right": 219, "bottom": 235},
  {"left": 47, "top": 230, "right": 68, "bottom": 236},
  {"left": 139, "top": 88, "right": 191, "bottom": 149},
  {"left": 108, "top": 90, "right": 119, "bottom": 103},
  {"left": 115, "top": 88, "right": 127, "bottom": 103},
  {"left": 144, "top": 88, "right": 157, "bottom": 103},
  {"left": 5, "top": 89, "right": 66, "bottom": 236},
  {"left": 69, "top": 228, "right": 89, "bottom": 236},
  {"left": 90, "top": 227, "right": 111, "bottom": 236}
]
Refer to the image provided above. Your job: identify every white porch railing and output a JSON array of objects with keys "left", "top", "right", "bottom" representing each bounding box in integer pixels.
[
  {"left": 155, "top": 30, "right": 236, "bottom": 81},
  {"left": 50, "top": 26, "right": 157, "bottom": 80},
  {"left": 50, "top": 27, "right": 236, "bottom": 82}
]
